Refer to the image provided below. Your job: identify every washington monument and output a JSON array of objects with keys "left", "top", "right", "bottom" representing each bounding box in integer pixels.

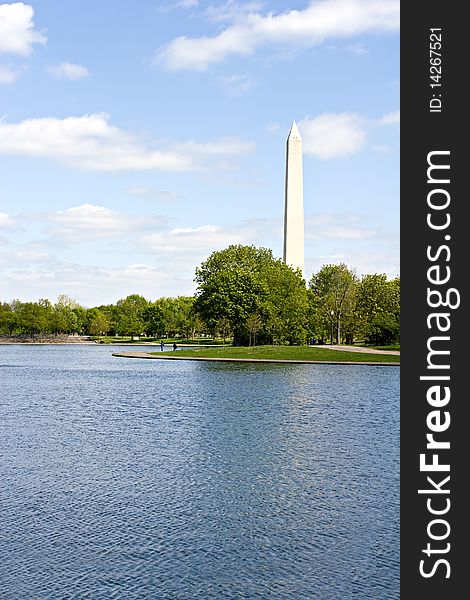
[{"left": 283, "top": 121, "right": 305, "bottom": 276}]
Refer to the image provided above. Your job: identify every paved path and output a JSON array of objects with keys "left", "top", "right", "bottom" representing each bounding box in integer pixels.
[
  {"left": 312, "top": 344, "right": 400, "bottom": 356},
  {"left": 112, "top": 352, "right": 399, "bottom": 366}
]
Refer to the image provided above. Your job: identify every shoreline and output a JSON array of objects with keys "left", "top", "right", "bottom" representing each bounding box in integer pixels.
[
  {"left": 0, "top": 341, "right": 222, "bottom": 347},
  {"left": 112, "top": 351, "right": 400, "bottom": 366}
]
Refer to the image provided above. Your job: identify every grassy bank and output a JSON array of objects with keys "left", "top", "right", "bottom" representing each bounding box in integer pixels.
[{"left": 151, "top": 345, "right": 400, "bottom": 363}]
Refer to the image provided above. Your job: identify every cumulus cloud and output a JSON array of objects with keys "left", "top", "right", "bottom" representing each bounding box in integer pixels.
[
  {"left": 156, "top": 0, "right": 399, "bottom": 70},
  {"left": 0, "top": 2, "right": 46, "bottom": 55},
  {"left": 42, "top": 204, "right": 165, "bottom": 242},
  {"left": 47, "top": 62, "right": 90, "bottom": 80},
  {"left": 299, "top": 113, "right": 367, "bottom": 159},
  {"left": 297, "top": 109, "right": 399, "bottom": 159},
  {"left": 0, "top": 113, "right": 254, "bottom": 171}
]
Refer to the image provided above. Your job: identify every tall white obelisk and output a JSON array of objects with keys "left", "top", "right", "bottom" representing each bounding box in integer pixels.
[{"left": 283, "top": 121, "right": 305, "bottom": 275}]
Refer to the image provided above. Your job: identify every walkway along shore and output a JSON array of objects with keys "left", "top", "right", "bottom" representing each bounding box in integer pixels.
[{"left": 112, "top": 352, "right": 400, "bottom": 366}]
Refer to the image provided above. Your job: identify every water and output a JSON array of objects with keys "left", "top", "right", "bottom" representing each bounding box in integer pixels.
[{"left": 0, "top": 345, "right": 399, "bottom": 599}]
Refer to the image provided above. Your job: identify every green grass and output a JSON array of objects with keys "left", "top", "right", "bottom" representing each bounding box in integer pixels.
[
  {"left": 366, "top": 344, "right": 400, "bottom": 351},
  {"left": 150, "top": 345, "right": 400, "bottom": 363}
]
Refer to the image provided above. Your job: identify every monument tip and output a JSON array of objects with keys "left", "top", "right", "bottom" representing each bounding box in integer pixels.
[{"left": 288, "top": 120, "right": 301, "bottom": 140}]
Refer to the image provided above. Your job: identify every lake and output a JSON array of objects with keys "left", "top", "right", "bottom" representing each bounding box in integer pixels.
[{"left": 0, "top": 344, "right": 399, "bottom": 599}]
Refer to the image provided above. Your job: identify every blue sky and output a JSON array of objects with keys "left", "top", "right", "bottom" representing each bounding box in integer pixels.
[{"left": 0, "top": 0, "right": 399, "bottom": 306}]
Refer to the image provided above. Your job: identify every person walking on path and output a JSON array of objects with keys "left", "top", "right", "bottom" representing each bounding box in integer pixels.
[
  {"left": 160, "top": 341, "right": 164, "bottom": 351},
  {"left": 173, "top": 342, "right": 177, "bottom": 351}
]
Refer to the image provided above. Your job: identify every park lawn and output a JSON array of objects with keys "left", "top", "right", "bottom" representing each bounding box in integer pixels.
[
  {"left": 366, "top": 344, "right": 400, "bottom": 351},
  {"left": 154, "top": 345, "right": 400, "bottom": 363}
]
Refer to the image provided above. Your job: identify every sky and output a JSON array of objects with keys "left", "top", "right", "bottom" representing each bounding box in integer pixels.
[{"left": 0, "top": 0, "right": 399, "bottom": 307}]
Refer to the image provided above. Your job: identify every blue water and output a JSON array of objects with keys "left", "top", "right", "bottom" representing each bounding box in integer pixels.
[{"left": 0, "top": 345, "right": 399, "bottom": 599}]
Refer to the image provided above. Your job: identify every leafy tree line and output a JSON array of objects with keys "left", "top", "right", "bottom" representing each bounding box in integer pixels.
[
  {"left": 0, "top": 245, "right": 399, "bottom": 346},
  {"left": 308, "top": 264, "right": 400, "bottom": 346},
  {"left": 0, "top": 294, "right": 200, "bottom": 340},
  {"left": 194, "top": 245, "right": 399, "bottom": 346}
]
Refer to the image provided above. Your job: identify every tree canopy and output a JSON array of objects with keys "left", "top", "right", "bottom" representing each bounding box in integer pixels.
[{"left": 194, "top": 245, "right": 308, "bottom": 345}]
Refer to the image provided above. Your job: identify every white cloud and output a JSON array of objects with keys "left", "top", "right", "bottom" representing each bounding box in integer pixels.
[
  {"left": 0, "top": 2, "right": 46, "bottom": 55},
  {"left": 299, "top": 113, "right": 367, "bottom": 159},
  {"left": 0, "top": 64, "right": 19, "bottom": 84},
  {"left": 156, "top": 0, "right": 399, "bottom": 70},
  {"left": 205, "top": 1, "right": 265, "bottom": 23},
  {"left": 0, "top": 113, "right": 254, "bottom": 171},
  {"left": 14, "top": 244, "right": 51, "bottom": 262},
  {"left": 296, "top": 109, "right": 399, "bottom": 159},
  {"left": 1, "top": 260, "right": 182, "bottom": 306},
  {"left": 141, "top": 223, "right": 248, "bottom": 254},
  {"left": 0, "top": 212, "right": 16, "bottom": 228},
  {"left": 42, "top": 204, "right": 165, "bottom": 242},
  {"left": 47, "top": 62, "right": 89, "bottom": 80},
  {"left": 378, "top": 110, "right": 400, "bottom": 125}
]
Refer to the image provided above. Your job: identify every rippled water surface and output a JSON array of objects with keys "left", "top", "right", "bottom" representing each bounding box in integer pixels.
[{"left": 0, "top": 345, "right": 399, "bottom": 599}]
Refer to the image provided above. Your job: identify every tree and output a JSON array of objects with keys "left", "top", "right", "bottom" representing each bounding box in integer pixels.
[
  {"left": 15, "top": 302, "right": 49, "bottom": 338},
  {"left": 114, "top": 294, "right": 148, "bottom": 337},
  {"left": 246, "top": 314, "right": 263, "bottom": 346},
  {"left": 142, "top": 304, "right": 165, "bottom": 338},
  {"left": 173, "top": 296, "right": 196, "bottom": 338},
  {"left": 0, "top": 302, "right": 17, "bottom": 335},
  {"left": 215, "top": 316, "right": 232, "bottom": 344},
  {"left": 88, "top": 311, "right": 110, "bottom": 336},
  {"left": 308, "top": 264, "right": 358, "bottom": 344},
  {"left": 48, "top": 295, "right": 83, "bottom": 334},
  {"left": 355, "top": 274, "right": 400, "bottom": 345},
  {"left": 194, "top": 245, "right": 308, "bottom": 345}
]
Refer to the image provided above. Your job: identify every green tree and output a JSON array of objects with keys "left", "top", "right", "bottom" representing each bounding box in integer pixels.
[
  {"left": 194, "top": 245, "right": 307, "bottom": 345},
  {"left": 88, "top": 310, "right": 111, "bottom": 336},
  {"left": 16, "top": 302, "right": 49, "bottom": 338},
  {"left": 72, "top": 306, "right": 87, "bottom": 334},
  {"left": 115, "top": 294, "right": 148, "bottom": 337},
  {"left": 173, "top": 296, "right": 196, "bottom": 338},
  {"left": 308, "top": 264, "right": 358, "bottom": 344},
  {"left": 355, "top": 274, "right": 400, "bottom": 345},
  {"left": 142, "top": 304, "right": 165, "bottom": 338},
  {"left": 49, "top": 295, "right": 82, "bottom": 334},
  {"left": 0, "top": 302, "right": 17, "bottom": 335}
]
